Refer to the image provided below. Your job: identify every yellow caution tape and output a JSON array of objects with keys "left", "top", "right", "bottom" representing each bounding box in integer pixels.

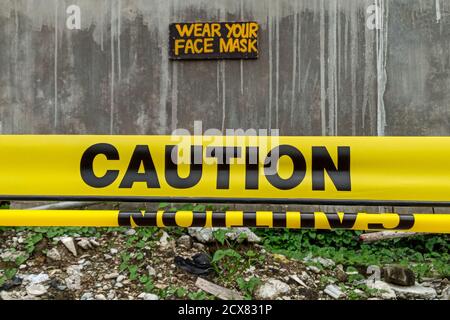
[
  {"left": 0, "top": 135, "right": 450, "bottom": 206},
  {"left": 0, "top": 210, "right": 448, "bottom": 233}
]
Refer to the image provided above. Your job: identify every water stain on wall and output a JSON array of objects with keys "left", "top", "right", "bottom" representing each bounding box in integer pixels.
[{"left": 0, "top": 0, "right": 448, "bottom": 135}]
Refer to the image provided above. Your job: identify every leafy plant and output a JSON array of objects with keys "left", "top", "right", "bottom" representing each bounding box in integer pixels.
[
  {"left": 0, "top": 201, "right": 10, "bottom": 209},
  {"left": 213, "top": 229, "right": 228, "bottom": 245},
  {"left": 236, "top": 276, "right": 261, "bottom": 299},
  {"left": 256, "top": 228, "right": 449, "bottom": 278},
  {"left": 188, "top": 290, "right": 211, "bottom": 300},
  {"left": 212, "top": 249, "right": 243, "bottom": 282}
]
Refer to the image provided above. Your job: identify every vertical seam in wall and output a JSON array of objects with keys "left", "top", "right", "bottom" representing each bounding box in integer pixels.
[
  {"left": 320, "top": 0, "right": 326, "bottom": 135},
  {"left": 268, "top": 2, "right": 273, "bottom": 129},
  {"left": 54, "top": 0, "right": 58, "bottom": 131},
  {"left": 290, "top": 8, "right": 297, "bottom": 128},
  {"left": 110, "top": 1, "right": 115, "bottom": 135},
  {"left": 117, "top": 0, "right": 121, "bottom": 81},
  {"left": 275, "top": 0, "right": 280, "bottom": 129},
  {"left": 377, "top": 0, "right": 388, "bottom": 136}
]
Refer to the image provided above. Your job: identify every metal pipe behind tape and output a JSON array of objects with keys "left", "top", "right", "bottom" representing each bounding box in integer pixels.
[{"left": 0, "top": 210, "right": 449, "bottom": 233}]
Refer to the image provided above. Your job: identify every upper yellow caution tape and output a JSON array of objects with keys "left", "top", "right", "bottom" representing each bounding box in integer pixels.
[{"left": 0, "top": 135, "right": 449, "bottom": 205}]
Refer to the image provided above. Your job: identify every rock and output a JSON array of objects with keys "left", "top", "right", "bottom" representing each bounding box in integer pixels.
[
  {"left": 146, "top": 266, "right": 156, "bottom": 277},
  {"left": 255, "top": 279, "right": 290, "bottom": 299},
  {"left": 26, "top": 284, "right": 47, "bottom": 296},
  {"left": 188, "top": 227, "right": 260, "bottom": 243},
  {"left": 335, "top": 265, "right": 348, "bottom": 283},
  {"left": 195, "top": 277, "right": 244, "bottom": 300},
  {"left": 89, "top": 239, "right": 100, "bottom": 247},
  {"left": 104, "top": 272, "right": 120, "bottom": 280},
  {"left": 1, "top": 291, "right": 19, "bottom": 300},
  {"left": 61, "top": 237, "right": 77, "bottom": 256},
  {"left": 441, "top": 286, "right": 449, "bottom": 300},
  {"left": 228, "top": 228, "right": 261, "bottom": 242},
  {"left": 324, "top": 284, "right": 345, "bottom": 299},
  {"left": 312, "top": 257, "right": 335, "bottom": 268},
  {"left": 138, "top": 293, "right": 159, "bottom": 300},
  {"left": 289, "top": 275, "right": 308, "bottom": 288},
  {"left": 353, "top": 289, "right": 365, "bottom": 296},
  {"left": 49, "top": 278, "right": 66, "bottom": 291},
  {"left": 273, "top": 253, "right": 290, "bottom": 263},
  {"left": 77, "top": 239, "right": 92, "bottom": 250},
  {"left": 188, "top": 228, "right": 214, "bottom": 242},
  {"left": 116, "top": 275, "right": 126, "bottom": 283},
  {"left": 0, "top": 290, "right": 34, "bottom": 300},
  {"left": 382, "top": 265, "right": 415, "bottom": 286},
  {"left": 366, "top": 280, "right": 397, "bottom": 299},
  {"left": 193, "top": 243, "right": 206, "bottom": 251},
  {"left": 80, "top": 292, "right": 93, "bottom": 300},
  {"left": 158, "top": 231, "right": 170, "bottom": 248},
  {"left": 95, "top": 294, "right": 107, "bottom": 300},
  {"left": 124, "top": 228, "right": 137, "bottom": 236},
  {"left": 110, "top": 248, "right": 118, "bottom": 255},
  {"left": 388, "top": 282, "right": 437, "bottom": 299},
  {"left": 176, "top": 235, "right": 193, "bottom": 249},
  {"left": 0, "top": 250, "right": 24, "bottom": 261},
  {"left": 23, "top": 273, "right": 49, "bottom": 284},
  {"left": 65, "top": 265, "right": 82, "bottom": 290},
  {"left": 46, "top": 248, "right": 62, "bottom": 261},
  {"left": 307, "top": 266, "right": 321, "bottom": 274}
]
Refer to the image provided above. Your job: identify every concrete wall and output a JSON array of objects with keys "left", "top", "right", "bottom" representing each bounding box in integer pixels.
[{"left": 0, "top": 0, "right": 448, "bottom": 136}]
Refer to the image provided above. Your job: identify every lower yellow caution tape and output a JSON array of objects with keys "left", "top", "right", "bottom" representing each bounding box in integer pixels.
[{"left": 0, "top": 210, "right": 449, "bottom": 233}]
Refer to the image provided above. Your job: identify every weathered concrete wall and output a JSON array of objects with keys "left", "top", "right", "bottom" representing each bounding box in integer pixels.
[{"left": 0, "top": 0, "right": 448, "bottom": 136}]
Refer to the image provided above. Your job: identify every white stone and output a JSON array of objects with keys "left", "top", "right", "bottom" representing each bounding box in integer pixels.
[
  {"left": 158, "top": 231, "right": 170, "bottom": 248},
  {"left": 23, "top": 273, "right": 49, "bottom": 284},
  {"left": 61, "top": 237, "right": 77, "bottom": 256},
  {"left": 124, "top": 229, "right": 137, "bottom": 236},
  {"left": 388, "top": 282, "right": 437, "bottom": 299},
  {"left": 0, "top": 250, "right": 24, "bottom": 261},
  {"left": 110, "top": 248, "right": 118, "bottom": 255},
  {"left": 441, "top": 286, "right": 449, "bottom": 300},
  {"left": 307, "top": 266, "right": 321, "bottom": 274},
  {"left": 188, "top": 227, "right": 260, "bottom": 243},
  {"left": 324, "top": 284, "right": 345, "bottom": 299},
  {"left": 255, "top": 279, "right": 290, "bottom": 299},
  {"left": 176, "top": 235, "right": 193, "bottom": 249},
  {"left": 65, "top": 265, "right": 83, "bottom": 290},
  {"left": 146, "top": 266, "right": 156, "bottom": 276},
  {"left": 107, "top": 291, "right": 115, "bottom": 299},
  {"left": 89, "top": 239, "right": 100, "bottom": 247},
  {"left": 26, "top": 284, "right": 47, "bottom": 296},
  {"left": 104, "top": 272, "right": 120, "bottom": 280},
  {"left": 95, "top": 294, "right": 107, "bottom": 300},
  {"left": 0, "top": 290, "right": 31, "bottom": 300},
  {"left": 312, "top": 257, "right": 335, "bottom": 268},
  {"left": 77, "top": 239, "right": 92, "bottom": 250},
  {"left": 46, "top": 248, "right": 61, "bottom": 261},
  {"left": 116, "top": 275, "right": 126, "bottom": 283},
  {"left": 366, "top": 280, "right": 397, "bottom": 299},
  {"left": 289, "top": 275, "right": 308, "bottom": 288},
  {"left": 80, "top": 292, "right": 93, "bottom": 300},
  {"left": 138, "top": 293, "right": 159, "bottom": 300}
]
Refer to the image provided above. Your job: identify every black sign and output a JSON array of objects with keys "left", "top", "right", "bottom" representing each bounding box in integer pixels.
[{"left": 169, "top": 22, "right": 259, "bottom": 60}]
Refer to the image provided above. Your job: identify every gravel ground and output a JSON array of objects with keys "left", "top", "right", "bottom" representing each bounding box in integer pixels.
[{"left": 0, "top": 227, "right": 449, "bottom": 300}]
